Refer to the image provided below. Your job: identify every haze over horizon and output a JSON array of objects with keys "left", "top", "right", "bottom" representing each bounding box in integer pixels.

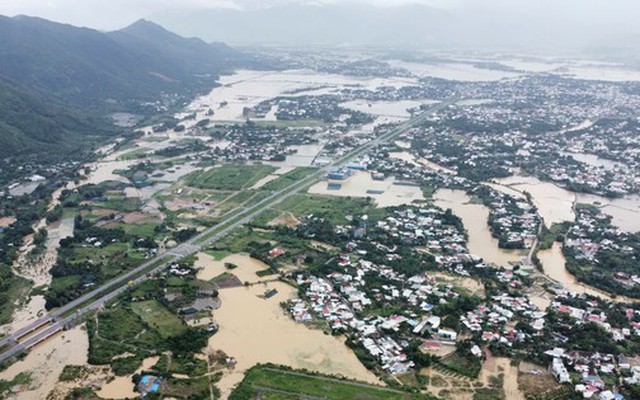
[{"left": 1, "top": 0, "right": 640, "bottom": 56}]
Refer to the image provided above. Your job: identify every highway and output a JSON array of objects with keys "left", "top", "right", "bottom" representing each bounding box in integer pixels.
[{"left": 0, "top": 96, "right": 458, "bottom": 364}]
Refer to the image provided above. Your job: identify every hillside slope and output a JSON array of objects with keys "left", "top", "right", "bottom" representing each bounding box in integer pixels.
[{"left": 0, "top": 15, "right": 250, "bottom": 159}]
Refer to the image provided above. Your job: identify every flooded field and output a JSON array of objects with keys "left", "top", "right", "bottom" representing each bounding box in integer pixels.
[
  {"left": 307, "top": 170, "right": 425, "bottom": 207},
  {"left": 388, "top": 60, "right": 522, "bottom": 81},
  {"left": 204, "top": 255, "right": 380, "bottom": 398},
  {"left": 84, "top": 160, "right": 136, "bottom": 185},
  {"left": 495, "top": 175, "right": 576, "bottom": 226},
  {"left": 9, "top": 181, "right": 41, "bottom": 197},
  {"left": 0, "top": 325, "right": 88, "bottom": 400},
  {"left": 578, "top": 193, "right": 640, "bottom": 233},
  {"left": 0, "top": 216, "right": 16, "bottom": 227},
  {"left": 196, "top": 252, "right": 272, "bottom": 284},
  {"left": 495, "top": 173, "right": 640, "bottom": 233},
  {"left": 562, "top": 152, "right": 620, "bottom": 169},
  {"left": 433, "top": 189, "right": 525, "bottom": 268},
  {"left": 267, "top": 143, "right": 325, "bottom": 167},
  {"left": 185, "top": 69, "right": 418, "bottom": 123},
  {"left": 341, "top": 99, "right": 437, "bottom": 118}
]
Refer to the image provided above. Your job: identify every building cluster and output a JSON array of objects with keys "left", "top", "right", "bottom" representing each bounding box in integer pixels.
[
  {"left": 288, "top": 254, "right": 467, "bottom": 374},
  {"left": 472, "top": 186, "right": 540, "bottom": 249},
  {"left": 565, "top": 206, "right": 640, "bottom": 293},
  {"left": 462, "top": 294, "right": 543, "bottom": 346}
]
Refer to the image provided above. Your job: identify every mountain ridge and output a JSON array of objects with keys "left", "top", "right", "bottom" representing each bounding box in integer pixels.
[{"left": 0, "top": 15, "right": 250, "bottom": 160}]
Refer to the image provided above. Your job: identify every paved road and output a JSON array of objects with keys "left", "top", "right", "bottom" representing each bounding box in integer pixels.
[{"left": 0, "top": 97, "right": 458, "bottom": 364}]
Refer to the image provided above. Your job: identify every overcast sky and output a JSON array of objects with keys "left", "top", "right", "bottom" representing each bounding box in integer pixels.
[
  {"left": 0, "top": 0, "right": 458, "bottom": 30},
  {"left": 1, "top": 0, "right": 640, "bottom": 51}
]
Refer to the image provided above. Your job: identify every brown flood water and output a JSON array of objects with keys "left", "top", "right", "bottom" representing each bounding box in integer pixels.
[
  {"left": 433, "top": 189, "right": 525, "bottom": 268},
  {"left": 536, "top": 242, "right": 635, "bottom": 302},
  {"left": 0, "top": 325, "right": 88, "bottom": 400},
  {"left": 96, "top": 356, "right": 159, "bottom": 399},
  {"left": 200, "top": 254, "right": 380, "bottom": 399},
  {"left": 308, "top": 170, "right": 425, "bottom": 208}
]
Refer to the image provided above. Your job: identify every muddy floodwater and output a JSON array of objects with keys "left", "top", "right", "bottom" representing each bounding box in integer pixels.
[
  {"left": 537, "top": 242, "right": 622, "bottom": 301},
  {"left": 84, "top": 160, "right": 136, "bottom": 185},
  {"left": 96, "top": 356, "right": 159, "bottom": 399},
  {"left": 203, "top": 255, "right": 380, "bottom": 399},
  {"left": 495, "top": 174, "right": 640, "bottom": 233},
  {"left": 433, "top": 189, "right": 525, "bottom": 268},
  {"left": 578, "top": 193, "right": 640, "bottom": 233},
  {"left": 0, "top": 326, "right": 88, "bottom": 400},
  {"left": 185, "top": 69, "right": 418, "bottom": 123},
  {"left": 196, "top": 252, "right": 273, "bottom": 284},
  {"left": 308, "top": 170, "right": 425, "bottom": 207},
  {"left": 495, "top": 175, "right": 575, "bottom": 227},
  {"left": 341, "top": 99, "right": 437, "bottom": 119}
]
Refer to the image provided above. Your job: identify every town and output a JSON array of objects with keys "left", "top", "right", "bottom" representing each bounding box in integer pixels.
[{"left": 2, "top": 47, "right": 640, "bottom": 400}]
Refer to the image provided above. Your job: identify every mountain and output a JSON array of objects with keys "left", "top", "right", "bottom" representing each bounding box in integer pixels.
[
  {"left": 0, "top": 16, "right": 248, "bottom": 109},
  {"left": 0, "top": 78, "right": 118, "bottom": 159},
  {"left": 0, "top": 15, "right": 250, "bottom": 160},
  {"left": 110, "top": 19, "right": 249, "bottom": 75}
]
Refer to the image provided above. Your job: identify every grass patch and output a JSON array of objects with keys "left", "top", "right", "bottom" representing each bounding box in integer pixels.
[
  {"left": 164, "top": 376, "right": 211, "bottom": 399},
  {"left": 229, "top": 365, "right": 435, "bottom": 400},
  {"left": 261, "top": 167, "right": 318, "bottom": 192},
  {"left": 0, "top": 373, "right": 31, "bottom": 397},
  {"left": 120, "top": 222, "right": 160, "bottom": 238},
  {"left": 205, "top": 249, "right": 231, "bottom": 261},
  {"left": 421, "top": 185, "right": 436, "bottom": 199},
  {"left": 275, "top": 194, "right": 385, "bottom": 225},
  {"left": 59, "top": 365, "right": 86, "bottom": 382},
  {"left": 185, "top": 164, "right": 277, "bottom": 191},
  {"left": 169, "top": 355, "right": 208, "bottom": 377},
  {"left": 117, "top": 148, "right": 149, "bottom": 160},
  {"left": 439, "top": 351, "right": 482, "bottom": 379},
  {"left": 95, "top": 197, "right": 142, "bottom": 213},
  {"left": 131, "top": 300, "right": 187, "bottom": 339},
  {"left": 538, "top": 222, "right": 570, "bottom": 250},
  {"left": 0, "top": 275, "right": 31, "bottom": 325}
]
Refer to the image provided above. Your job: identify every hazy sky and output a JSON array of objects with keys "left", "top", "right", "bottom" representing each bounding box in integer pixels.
[
  {"left": 1, "top": 0, "right": 639, "bottom": 50},
  {"left": 0, "top": 0, "right": 458, "bottom": 30}
]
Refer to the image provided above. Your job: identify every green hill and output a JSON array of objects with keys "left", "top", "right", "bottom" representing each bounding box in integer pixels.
[{"left": 0, "top": 15, "right": 255, "bottom": 159}]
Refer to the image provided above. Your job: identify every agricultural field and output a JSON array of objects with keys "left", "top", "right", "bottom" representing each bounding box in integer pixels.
[
  {"left": 131, "top": 300, "right": 187, "bottom": 339},
  {"left": 260, "top": 167, "right": 318, "bottom": 192},
  {"left": 273, "top": 194, "right": 387, "bottom": 225},
  {"left": 229, "top": 365, "right": 436, "bottom": 400},
  {"left": 185, "top": 164, "right": 277, "bottom": 190}
]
